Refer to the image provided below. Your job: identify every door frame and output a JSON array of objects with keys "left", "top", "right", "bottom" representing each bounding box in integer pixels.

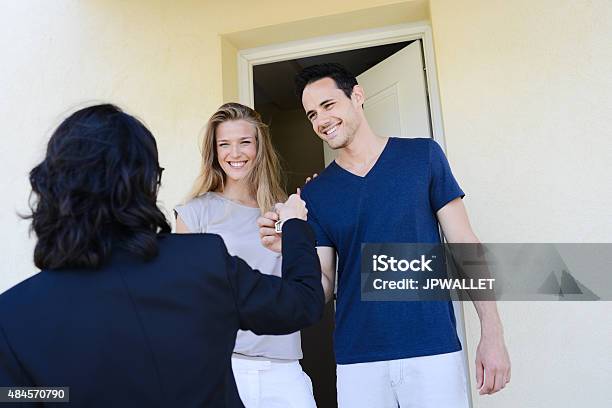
[{"left": 237, "top": 21, "right": 447, "bottom": 148}]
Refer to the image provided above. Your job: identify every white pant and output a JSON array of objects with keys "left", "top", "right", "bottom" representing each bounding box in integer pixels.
[
  {"left": 337, "top": 351, "right": 470, "bottom": 408},
  {"left": 231, "top": 356, "right": 317, "bottom": 408}
]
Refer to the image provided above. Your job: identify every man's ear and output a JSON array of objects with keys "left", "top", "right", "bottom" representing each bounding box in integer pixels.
[{"left": 351, "top": 85, "right": 365, "bottom": 107}]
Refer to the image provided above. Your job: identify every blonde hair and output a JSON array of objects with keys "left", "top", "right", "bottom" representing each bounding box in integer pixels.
[{"left": 187, "top": 103, "right": 286, "bottom": 213}]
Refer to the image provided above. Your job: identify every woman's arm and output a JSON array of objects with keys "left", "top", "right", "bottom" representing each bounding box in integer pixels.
[{"left": 175, "top": 216, "right": 191, "bottom": 233}]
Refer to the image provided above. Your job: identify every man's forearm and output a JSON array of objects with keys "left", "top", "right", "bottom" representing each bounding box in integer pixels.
[
  {"left": 473, "top": 300, "right": 503, "bottom": 336},
  {"left": 322, "top": 274, "right": 334, "bottom": 303},
  {"left": 438, "top": 199, "right": 510, "bottom": 394}
]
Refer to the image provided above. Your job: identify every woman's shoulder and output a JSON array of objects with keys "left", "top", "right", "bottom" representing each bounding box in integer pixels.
[
  {"left": 178, "top": 192, "right": 216, "bottom": 209},
  {"left": 175, "top": 193, "right": 222, "bottom": 233}
]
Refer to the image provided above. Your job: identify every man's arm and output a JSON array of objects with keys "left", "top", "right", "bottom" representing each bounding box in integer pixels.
[
  {"left": 437, "top": 198, "right": 511, "bottom": 395},
  {"left": 317, "top": 246, "right": 336, "bottom": 303}
]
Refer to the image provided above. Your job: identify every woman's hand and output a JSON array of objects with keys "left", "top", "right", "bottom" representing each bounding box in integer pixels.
[
  {"left": 258, "top": 189, "right": 307, "bottom": 252},
  {"left": 304, "top": 173, "right": 318, "bottom": 184}
]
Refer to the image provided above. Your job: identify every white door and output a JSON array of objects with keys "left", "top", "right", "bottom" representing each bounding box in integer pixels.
[{"left": 323, "top": 40, "right": 432, "bottom": 166}]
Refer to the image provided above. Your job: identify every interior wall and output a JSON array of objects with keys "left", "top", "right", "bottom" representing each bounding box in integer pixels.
[
  {"left": 262, "top": 108, "right": 326, "bottom": 192},
  {"left": 429, "top": 1, "right": 612, "bottom": 406}
]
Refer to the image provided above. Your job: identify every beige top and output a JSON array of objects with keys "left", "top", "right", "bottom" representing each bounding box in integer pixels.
[{"left": 175, "top": 192, "right": 302, "bottom": 361}]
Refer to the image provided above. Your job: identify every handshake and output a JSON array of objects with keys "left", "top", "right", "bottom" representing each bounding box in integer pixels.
[{"left": 257, "top": 190, "right": 308, "bottom": 253}]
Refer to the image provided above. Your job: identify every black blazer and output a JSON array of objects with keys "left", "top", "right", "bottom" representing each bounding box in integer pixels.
[{"left": 0, "top": 219, "right": 324, "bottom": 407}]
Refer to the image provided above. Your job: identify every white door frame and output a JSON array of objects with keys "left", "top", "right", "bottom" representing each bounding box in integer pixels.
[{"left": 237, "top": 21, "right": 447, "bottom": 148}]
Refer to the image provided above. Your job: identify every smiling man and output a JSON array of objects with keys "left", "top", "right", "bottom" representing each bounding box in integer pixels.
[{"left": 258, "top": 63, "right": 511, "bottom": 407}]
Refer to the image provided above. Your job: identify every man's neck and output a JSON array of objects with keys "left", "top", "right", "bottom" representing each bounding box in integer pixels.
[{"left": 336, "top": 124, "right": 388, "bottom": 174}]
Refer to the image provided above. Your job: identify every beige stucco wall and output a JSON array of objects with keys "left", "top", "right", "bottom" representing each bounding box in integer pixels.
[{"left": 430, "top": 0, "right": 612, "bottom": 406}]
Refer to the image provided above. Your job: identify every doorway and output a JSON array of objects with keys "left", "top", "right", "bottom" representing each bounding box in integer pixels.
[{"left": 244, "top": 24, "right": 471, "bottom": 408}]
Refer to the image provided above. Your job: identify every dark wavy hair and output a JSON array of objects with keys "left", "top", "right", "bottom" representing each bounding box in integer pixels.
[
  {"left": 294, "top": 63, "right": 358, "bottom": 99},
  {"left": 26, "top": 104, "right": 171, "bottom": 270}
]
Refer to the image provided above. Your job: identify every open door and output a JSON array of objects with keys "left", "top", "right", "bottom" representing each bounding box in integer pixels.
[{"left": 323, "top": 40, "right": 431, "bottom": 165}]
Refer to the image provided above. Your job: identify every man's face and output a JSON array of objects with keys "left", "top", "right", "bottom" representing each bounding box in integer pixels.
[{"left": 301, "top": 77, "right": 362, "bottom": 150}]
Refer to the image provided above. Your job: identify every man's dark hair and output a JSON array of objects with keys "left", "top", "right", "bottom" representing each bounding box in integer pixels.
[
  {"left": 25, "top": 104, "right": 171, "bottom": 270},
  {"left": 294, "top": 63, "right": 358, "bottom": 99}
]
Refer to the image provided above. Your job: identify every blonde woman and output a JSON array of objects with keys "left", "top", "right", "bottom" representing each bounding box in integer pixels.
[{"left": 175, "top": 103, "right": 317, "bottom": 408}]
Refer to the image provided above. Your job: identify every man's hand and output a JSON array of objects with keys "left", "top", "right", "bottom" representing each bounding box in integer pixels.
[{"left": 475, "top": 327, "right": 511, "bottom": 395}]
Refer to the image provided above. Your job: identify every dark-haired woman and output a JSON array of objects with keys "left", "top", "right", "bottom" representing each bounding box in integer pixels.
[{"left": 0, "top": 104, "right": 324, "bottom": 408}]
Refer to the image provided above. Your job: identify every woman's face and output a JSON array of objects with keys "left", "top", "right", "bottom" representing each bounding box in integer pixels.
[{"left": 215, "top": 119, "right": 258, "bottom": 182}]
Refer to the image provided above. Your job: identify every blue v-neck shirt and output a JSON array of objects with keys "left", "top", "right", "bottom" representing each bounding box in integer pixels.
[{"left": 301, "top": 137, "right": 465, "bottom": 364}]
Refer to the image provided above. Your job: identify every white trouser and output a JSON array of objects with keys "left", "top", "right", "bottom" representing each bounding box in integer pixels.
[
  {"left": 337, "top": 351, "right": 470, "bottom": 408},
  {"left": 231, "top": 355, "right": 317, "bottom": 408}
]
